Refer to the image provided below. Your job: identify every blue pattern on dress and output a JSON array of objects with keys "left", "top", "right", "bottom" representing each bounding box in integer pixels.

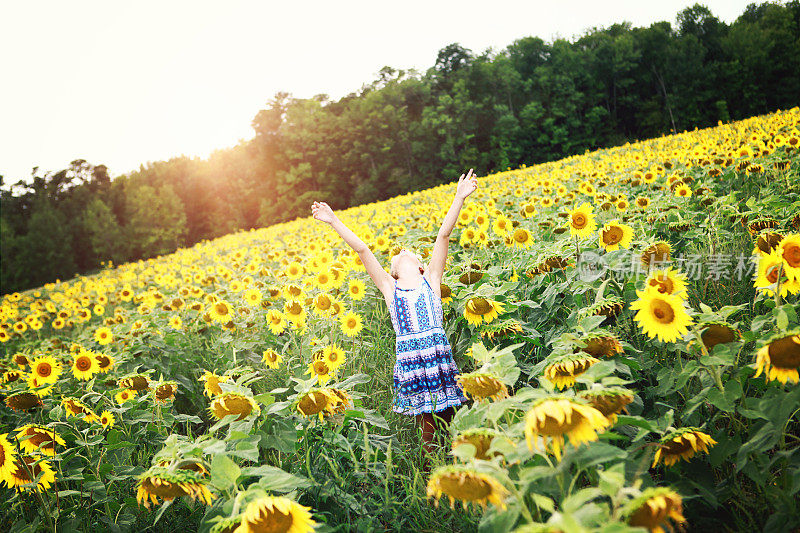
[{"left": 389, "top": 277, "right": 467, "bottom": 415}]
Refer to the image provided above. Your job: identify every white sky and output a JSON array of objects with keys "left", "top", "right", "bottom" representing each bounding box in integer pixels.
[{"left": 0, "top": 0, "right": 754, "bottom": 185}]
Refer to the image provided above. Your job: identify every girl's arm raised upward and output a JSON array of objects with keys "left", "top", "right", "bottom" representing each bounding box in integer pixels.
[
  {"left": 428, "top": 169, "right": 478, "bottom": 286},
  {"left": 311, "top": 201, "right": 394, "bottom": 298}
]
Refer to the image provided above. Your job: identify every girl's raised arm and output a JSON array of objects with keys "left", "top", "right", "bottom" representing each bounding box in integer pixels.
[
  {"left": 311, "top": 201, "right": 394, "bottom": 298},
  {"left": 428, "top": 169, "right": 478, "bottom": 286}
]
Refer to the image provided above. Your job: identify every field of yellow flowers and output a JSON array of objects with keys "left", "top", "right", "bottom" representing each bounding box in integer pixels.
[{"left": 1, "top": 107, "right": 799, "bottom": 533}]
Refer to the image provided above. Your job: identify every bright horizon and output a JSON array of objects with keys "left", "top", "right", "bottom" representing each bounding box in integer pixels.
[{"left": 0, "top": 0, "right": 755, "bottom": 186}]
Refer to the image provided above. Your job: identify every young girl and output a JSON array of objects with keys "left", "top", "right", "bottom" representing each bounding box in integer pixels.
[{"left": 311, "top": 169, "right": 478, "bottom": 461}]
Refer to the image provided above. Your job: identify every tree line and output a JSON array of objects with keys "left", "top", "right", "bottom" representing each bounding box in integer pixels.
[{"left": 2, "top": 2, "right": 799, "bottom": 294}]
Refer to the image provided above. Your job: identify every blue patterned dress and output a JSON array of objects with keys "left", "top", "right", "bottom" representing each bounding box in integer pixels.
[{"left": 388, "top": 276, "right": 467, "bottom": 415}]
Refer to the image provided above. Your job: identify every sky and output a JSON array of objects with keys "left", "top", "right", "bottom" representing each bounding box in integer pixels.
[{"left": 0, "top": 0, "right": 756, "bottom": 185}]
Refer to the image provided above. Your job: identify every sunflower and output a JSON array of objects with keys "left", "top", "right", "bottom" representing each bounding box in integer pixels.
[
  {"left": 243, "top": 288, "right": 262, "bottom": 307},
  {"left": 0, "top": 433, "right": 17, "bottom": 482},
  {"left": 753, "top": 250, "right": 799, "bottom": 297},
  {"left": 674, "top": 183, "right": 692, "bottom": 198},
  {"left": 630, "top": 287, "right": 694, "bottom": 343},
  {"left": 312, "top": 293, "right": 334, "bottom": 316},
  {"left": 283, "top": 300, "right": 307, "bottom": 325},
  {"left": 6, "top": 392, "right": 42, "bottom": 412},
  {"left": 452, "top": 428, "right": 508, "bottom": 461},
  {"left": 209, "top": 392, "right": 259, "bottom": 421},
  {"left": 340, "top": 311, "right": 363, "bottom": 337},
  {"left": 440, "top": 283, "right": 453, "bottom": 304},
  {"left": 262, "top": 349, "right": 283, "bottom": 369},
  {"left": 306, "top": 358, "right": 334, "bottom": 386},
  {"left": 236, "top": 495, "right": 317, "bottom": 533},
  {"left": 348, "top": 279, "right": 366, "bottom": 301},
  {"left": 136, "top": 466, "right": 214, "bottom": 510},
  {"left": 427, "top": 465, "right": 509, "bottom": 510},
  {"left": 457, "top": 372, "right": 507, "bottom": 401},
  {"left": 699, "top": 322, "right": 739, "bottom": 352},
  {"left": 511, "top": 227, "right": 534, "bottom": 249},
  {"left": 567, "top": 202, "right": 597, "bottom": 238},
  {"left": 296, "top": 388, "right": 340, "bottom": 420},
  {"left": 14, "top": 424, "right": 65, "bottom": 456},
  {"left": 480, "top": 318, "right": 523, "bottom": 340},
  {"left": 645, "top": 268, "right": 688, "bottom": 298},
  {"left": 6, "top": 455, "right": 56, "bottom": 492},
  {"left": 115, "top": 389, "right": 138, "bottom": 404},
  {"left": 62, "top": 397, "right": 99, "bottom": 423},
  {"left": 29, "top": 355, "right": 62, "bottom": 385},
  {"left": 544, "top": 354, "right": 600, "bottom": 390},
  {"left": 652, "top": 427, "right": 716, "bottom": 467},
  {"left": 94, "top": 326, "right": 114, "bottom": 345},
  {"left": 624, "top": 487, "right": 687, "bottom": 533},
  {"left": 154, "top": 381, "right": 178, "bottom": 404},
  {"left": 208, "top": 300, "right": 233, "bottom": 323},
  {"left": 265, "top": 309, "right": 287, "bottom": 335},
  {"left": 579, "top": 387, "right": 634, "bottom": 424},
  {"left": 524, "top": 396, "right": 611, "bottom": 460},
  {"left": 118, "top": 374, "right": 150, "bottom": 391},
  {"left": 72, "top": 350, "right": 100, "bottom": 380},
  {"left": 285, "top": 261, "right": 304, "bottom": 280},
  {"left": 463, "top": 298, "right": 505, "bottom": 327},
  {"left": 321, "top": 344, "right": 346, "bottom": 372},
  {"left": 776, "top": 233, "right": 800, "bottom": 281},
  {"left": 95, "top": 353, "right": 115, "bottom": 373},
  {"left": 580, "top": 333, "right": 623, "bottom": 358},
  {"left": 98, "top": 410, "right": 115, "bottom": 430},
  {"left": 598, "top": 220, "right": 634, "bottom": 251},
  {"left": 492, "top": 216, "right": 512, "bottom": 237},
  {"left": 167, "top": 315, "right": 183, "bottom": 330},
  {"left": 754, "top": 331, "right": 800, "bottom": 384},
  {"left": 641, "top": 241, "right": 672, "bottom": 269}
]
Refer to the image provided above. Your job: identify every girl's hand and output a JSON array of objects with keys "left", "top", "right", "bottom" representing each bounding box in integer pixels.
[
  {"left": 455, "top": 168, "right": 478, "bottom": 200},
  {"left": 311, "top": 201, "right": 337, "bottom": 224}
]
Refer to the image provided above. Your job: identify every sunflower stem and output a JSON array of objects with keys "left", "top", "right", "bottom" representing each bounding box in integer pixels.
[{"left": 774, "top": 264, "right": 783, "bottom": 307}]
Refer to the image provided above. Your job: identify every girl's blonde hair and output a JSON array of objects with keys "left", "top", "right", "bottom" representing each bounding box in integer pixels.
[{"left": 390, "top": 250, "right": 426, "bottom": 279}]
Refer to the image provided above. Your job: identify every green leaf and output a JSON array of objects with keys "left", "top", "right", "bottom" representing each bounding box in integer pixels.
[
  {"left": 243, "top": 466, "right": 312, "bottom": 492},
  {"left": 210, "top": 454, "right": 240, "bottom": 491}
]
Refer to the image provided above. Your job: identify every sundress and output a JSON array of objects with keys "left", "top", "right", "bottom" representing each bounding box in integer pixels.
[{"left": 388, "top": 276, "right": 467, "bottom": 415}]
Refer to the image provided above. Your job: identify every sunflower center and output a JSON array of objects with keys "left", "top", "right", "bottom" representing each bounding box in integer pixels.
[
  {"left": 346, "top": 318, "right": 357, "bottom": 328},
  {"left": 572, "top": 214, "right": 587, "bottom": 228},
  {"left": 783, "top": 243, "right": 800, "bottom": 267},
  {"left": 438, "top": 474, "right": 492, "bottom": 501},
  {"left": 313, "top": 360, "right": 329, "bottom": 374},
  {"left": 768, "top": 335, "right": 800, "bottom": 369},
  {"left": 97, "top": 356, "right": 110, "bottom": 369},
  {"left": 514, "top": 229, "right": 528, "bottom": 243},
  {"left": 766, "top": 265, "right": 780, "bottom": 284},
  {"left": 37, "top": 363, "right": 52, "bottom": 377},
  {"left": 603, "top": 226, "right": 623, "bottom": 245},
  {"left": 214, "top": 303, "right": 229, "bottom": 316},
  {"left": 470, "top": 298, "right": 492, "bottom": 314},
  {"left": 76, "top": 357, "right": 91, "bottom": 371},
  {"left": 650, "top": 299, "right": 676, "bottom": 324}
]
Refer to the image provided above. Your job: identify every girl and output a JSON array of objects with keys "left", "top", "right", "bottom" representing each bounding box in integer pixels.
[{"left": 311, "top": 169, "right": 478, "bottom": 462}]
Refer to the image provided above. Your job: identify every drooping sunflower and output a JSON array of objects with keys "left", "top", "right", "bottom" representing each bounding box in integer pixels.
[
  {"left": 72, "top": 349, "right": 100, "bottom": 381},
  {"left": 136, "top": 466, "right": 214, "bottom": 510},
  {"left": 580, "top": 333, "right": 623, "bottom": 358},
  {"left": 340, "top": 311, "right": 363, "bottom": 337},
  {"left": 754, "top": 331, "right": 800, "bottom": 385},
  {"left": 598, "top": 220, "right": 634, "bottom": 251},
  {"left": 236, "top": 495, "right": 317, "bottom": 533},
  {"left": 440, "top": 283, "right": 453, "bottom": 304},
  {"left": 652, "top": 427, "right": 717, "bottom": 467},
  {"left": 567, "top": 202, "right": 597, "bottom": 238},
  {"left": 6, "top": 392, "right": 42, "bottom": 412},
  {"left": 209, "top": 392, "right": 260, "bottom": 421},
  {"left": 154, "top": 381, "right": 178, "bottom": 404},
  {"left": 427, "top": 464, "right": 509, "bottom": 511},
  {"left": 480, "top": 318, "right": 523, "bottom": 340},
  {"left": 296, "top": 388, "right": 340, "bottom": 420},
  {"left": 457, "top": 372, "right": 508, "bottom": 401},
  {"left": 14, "top": 424, "right": 65, "bottom": 456},
  {"left": 115, "top": 388, "right": 138, "bottom": 404},
  {"left": 28, "top": 356, "right": 62, "bottom": 386},
  {"left": 630, "top": 287, "right": 694, "bottom": 343},
  {"left": 61, "top": 397, "right": 99, "bottom": 423},
  {"left": 543, "top": 354, "right": 600, "bottom": 390},
  {"left": 283, "top": 300, "right": 307, "bottom": 326},
  {"left": 463, "top": 298, "right": 505, "bottom": 327},
  {"left": 119, "top": 374, "right": 150, "bottom": 391},
  {"left": 641, "top": 241, "right": 672, "bottom": 269},
  {"left": 1, "top": 433, "right": 19, "bottom": 482},
  {"left": 95, "top": 353, "right": 115, "bottom": 374},
  {"left": 6, "top": 455, "right": 56, "bottom": 492},
  {"left": 261, "top": 349, "right": 283, "bottom": 370},
  {"left": 699, "top": 322, "right": 739, "bottom": 353},
  {"left": 265, "top": 309, "right": 287, "bottom": 335},
  {"left": 524, "top": 396, "right": 611, "bottom": 460},
  {"left": 579, "top": 387, "right": 634, "bottom": 424},
  {"left": 624, "top": 487, "right": 687, "bottom": 533},
  {"left": 94, "top": 326, "right": 114, "bottom": 345},
  {"left": 645, "top": 267, "right": 688, "bottom": 299},
  {"left": 452, "top": 428, "right": 509, "bottom": 461}
]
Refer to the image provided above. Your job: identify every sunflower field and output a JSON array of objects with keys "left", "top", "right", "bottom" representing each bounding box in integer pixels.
[{"left": 1, "top": 107, "right": 800, "bottom": 533}]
